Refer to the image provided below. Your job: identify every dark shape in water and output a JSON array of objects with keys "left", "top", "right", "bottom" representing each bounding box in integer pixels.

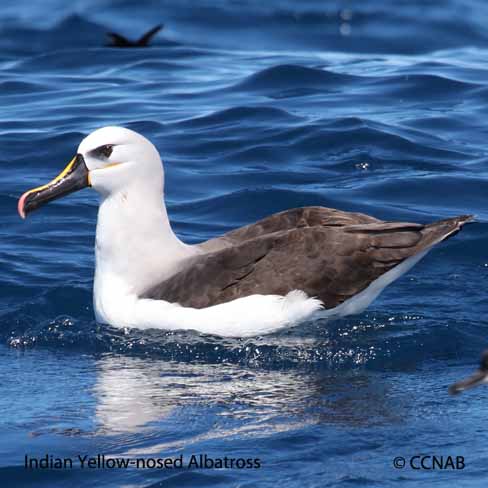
[
  {"left": 449, "top": 350, "right": 488, "bottom": 395},
  {"left": 106, "top": 24, "right": 163, "bottom": 48}
]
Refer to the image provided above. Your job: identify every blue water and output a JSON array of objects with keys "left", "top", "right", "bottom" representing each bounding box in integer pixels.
[{"left": 2, "top": 0, "right": 488, "bottom": 486}]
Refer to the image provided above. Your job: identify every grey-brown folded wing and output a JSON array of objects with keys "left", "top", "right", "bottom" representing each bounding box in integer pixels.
[
  {"left": 198, "top": 206, "right": 382, "bottom": 253},
  {"left": 144, "top": 212, "right": 472, "bottom": 309}
]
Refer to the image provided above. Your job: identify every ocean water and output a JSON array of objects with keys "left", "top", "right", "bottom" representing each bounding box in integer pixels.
[{"left": 1, "top": 0, "right": 488, "bottom": 486}]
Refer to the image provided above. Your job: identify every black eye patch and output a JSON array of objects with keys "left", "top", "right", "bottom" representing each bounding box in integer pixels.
[{"left": 91, "top": 144, "right": 114, "bottom": 159}]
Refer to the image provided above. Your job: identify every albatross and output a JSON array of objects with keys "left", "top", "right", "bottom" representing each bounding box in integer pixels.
[{"left": 18, "top": 127, "right": 472, "bottom": 337}]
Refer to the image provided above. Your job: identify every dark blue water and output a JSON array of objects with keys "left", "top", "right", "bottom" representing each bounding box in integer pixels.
[{"left": 2, "top": 1, "right": 488, "bottom": 486}]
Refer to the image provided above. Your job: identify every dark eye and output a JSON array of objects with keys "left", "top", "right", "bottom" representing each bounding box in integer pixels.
[{"left": 98, "top": 144, "right": 113, "bottom": 158}]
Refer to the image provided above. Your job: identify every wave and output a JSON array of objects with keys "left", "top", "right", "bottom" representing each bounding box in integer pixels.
[
  {"left": 235, "top": 64, "right": 360, "bottom": 92},
  {"left": 2, "top": 3, "right": 488, "bottom": 57},
  {"left": 176, "top": 106, "right": 301, "bottom": 129},
  {"left": 369, "top": 73, "right": 482, "bottom": 99}
]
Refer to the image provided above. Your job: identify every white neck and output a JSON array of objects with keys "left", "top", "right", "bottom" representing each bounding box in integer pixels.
[{"left": 93, "top": 182, "right": 198, "bottom": 323}]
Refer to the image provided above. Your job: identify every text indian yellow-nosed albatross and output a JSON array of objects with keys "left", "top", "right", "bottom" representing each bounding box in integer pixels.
[{"left": 18, "top": 127, "right": 472, "bottom": 337}]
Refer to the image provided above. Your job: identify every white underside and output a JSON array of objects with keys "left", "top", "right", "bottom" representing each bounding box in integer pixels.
[{"left": 96, "top": 248, "right": 430, "bottom": 338}]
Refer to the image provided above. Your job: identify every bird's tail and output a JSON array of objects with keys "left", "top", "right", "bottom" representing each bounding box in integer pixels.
[{"left": 419, "top": 214, "right": 474, "bottom": 248}]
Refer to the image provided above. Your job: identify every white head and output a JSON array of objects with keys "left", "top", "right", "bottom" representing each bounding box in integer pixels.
[
  {"left": 80, "top": 126, "right": 164, "bottom": 196},
  {"left": 18, "top": 126, "right": 194, "bottom": 323},
  {"left": 18, "top": 126, "right": 164, "bottom": 217}
]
